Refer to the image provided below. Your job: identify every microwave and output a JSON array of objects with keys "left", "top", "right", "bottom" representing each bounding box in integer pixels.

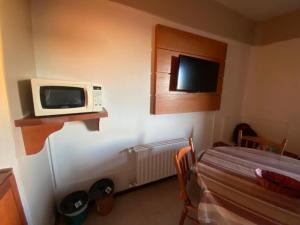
[{"left": 31, "top": 78, "right": 103, "bottom": 116}]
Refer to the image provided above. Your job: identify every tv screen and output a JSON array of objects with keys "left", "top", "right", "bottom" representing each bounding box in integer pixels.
[{"left": 175, "top": 55, "right": 219, "bottom": 92}]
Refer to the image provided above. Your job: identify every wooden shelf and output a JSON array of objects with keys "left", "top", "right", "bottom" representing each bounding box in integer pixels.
[{"left": 15, "top": 109, "right": 108, "bottom": 155}]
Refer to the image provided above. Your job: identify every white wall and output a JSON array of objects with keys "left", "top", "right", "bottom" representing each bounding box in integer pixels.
[
  {"left": 30, "top": 0, "right": 250, "bottom": 200},
  {"left": 0, "top": 13, "right": 17, "bottom": 173},
  {"left": 0, "top": 0, "right": 55, "bottom": 224},
  {"left": 242, "top": 38, "right": 300, "bottom": 155},
  {"left": 111, "top": 0, "right": 256, "bottom": 44}
]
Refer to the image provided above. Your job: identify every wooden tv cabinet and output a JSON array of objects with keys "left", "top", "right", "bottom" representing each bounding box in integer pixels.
[{"left": 151, "top": 24, "right": 227, "bottom": 114}]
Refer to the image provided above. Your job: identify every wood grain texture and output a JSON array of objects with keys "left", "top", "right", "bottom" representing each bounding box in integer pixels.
[
  {"left": 152, "top": 24, "right": 227, "bottom": 114},
  {"left": 174, "top": 138, "right": 200, "bottom": 225},
  {"left": 8, "top": 174, "right": 27, "bottom": 225},
  {"left": 21, "top": 124, "right": 64, "bottom": 155},
  {"left": 15, "top": 110, "right": 108, "bottom": 127},
  {"left": 0, "top": 169, "right": 27, "bottom": 225},
  {"left": 0, "top": 169, "right": 12, "bottom": 186},
  {"left": 15, "top": 109, "right": 108, "bottom": 155},
  {"left": 0, "top": 176, "right": 10, "bottom": 200},
  {"left": 156, "top": 24, "right": 227, "bottom": 60},
  {"left": 0, "top": 189, "right": 23, "bottom": 225},
  {"left": 155, "top": 94, "right": 221, "bottom": 114}
]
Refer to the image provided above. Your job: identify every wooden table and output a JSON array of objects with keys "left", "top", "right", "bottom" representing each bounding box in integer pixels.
[{"left": 196, "top": 146, "right": 300, "bottom": 225}]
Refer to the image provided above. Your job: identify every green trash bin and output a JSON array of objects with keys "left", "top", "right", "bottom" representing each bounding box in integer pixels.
[{"left": 59, "top": 191, "right": 89, "bottom": 225}]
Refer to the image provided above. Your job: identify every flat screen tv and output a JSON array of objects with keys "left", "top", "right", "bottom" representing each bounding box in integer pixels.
[{"left": 174, "top": 55, "right": 220, "bottom": 93}]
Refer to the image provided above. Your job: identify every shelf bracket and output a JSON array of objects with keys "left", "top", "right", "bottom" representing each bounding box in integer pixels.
[
  {"left": 15, "top": 109, "right": 108, "bottom": 155},
  {"left": 21, "top": 123, "right": 64, "bottom": 155}
]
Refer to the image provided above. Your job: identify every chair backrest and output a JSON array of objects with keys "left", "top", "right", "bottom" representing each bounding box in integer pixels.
[
  {"left": 232, "top": 123, "right": 258, "bottom": 145},
  {"left": 174, "top": 138, "right": 196, "bottom": 203},
  {"left": 238, "top": 130, "right": 287, "bottom": 155}
]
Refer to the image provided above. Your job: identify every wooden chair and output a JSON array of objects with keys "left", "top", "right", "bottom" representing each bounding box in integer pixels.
[
  {"left": 174, "top": 138, "right": 200, "bottom": 225},
  {"left": 238, "top": 130, "right": 288, "bottom": 155}
]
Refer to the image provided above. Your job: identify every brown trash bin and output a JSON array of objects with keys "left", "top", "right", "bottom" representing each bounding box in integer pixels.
[
  {"left": 95, "top": 194, "right": 114, "bottom": 215},
  {"left": 89, "top": 178, "right": 114, "bottom": 216}
]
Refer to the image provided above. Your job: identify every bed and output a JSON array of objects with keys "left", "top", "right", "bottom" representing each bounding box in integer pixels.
[{"left": 196, "top": 146, "right": 300, "bottom": 225}]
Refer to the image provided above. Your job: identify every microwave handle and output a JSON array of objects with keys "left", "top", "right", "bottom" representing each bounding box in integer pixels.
[{"left": 85, "top": 89, "right": 88, "bottom": 106}]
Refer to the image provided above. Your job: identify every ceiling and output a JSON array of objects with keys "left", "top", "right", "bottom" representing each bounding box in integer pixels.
[{"left": 213, "top": 0, "right": 300, "bottom": 21}]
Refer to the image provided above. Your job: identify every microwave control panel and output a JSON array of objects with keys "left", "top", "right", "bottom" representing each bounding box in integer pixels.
[{"left": 92, "top": 85, "right": 102, "bottom": 111}]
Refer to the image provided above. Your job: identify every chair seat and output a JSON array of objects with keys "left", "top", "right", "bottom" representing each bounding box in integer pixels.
[{"left": 187, "top": 171, "right": 202, "bottom": 206}]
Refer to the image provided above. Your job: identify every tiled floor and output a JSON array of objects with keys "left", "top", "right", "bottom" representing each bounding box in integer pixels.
[{"left": 57, "top": 177, "right": 198, "bottom": 225}]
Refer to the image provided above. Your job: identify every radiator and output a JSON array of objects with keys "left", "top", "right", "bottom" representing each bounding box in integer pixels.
[{"left": 130, "top": 138, "right": 189, "bottom": 186}]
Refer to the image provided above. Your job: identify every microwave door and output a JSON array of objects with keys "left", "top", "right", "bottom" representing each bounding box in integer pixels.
[{"left": 40, "top": 86, "right": 85, "bottom": 109}]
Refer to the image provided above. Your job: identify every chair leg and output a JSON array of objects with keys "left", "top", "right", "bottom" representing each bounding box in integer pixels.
[{"left": 179, "top": 208, "right": 187, "bottom": 225}]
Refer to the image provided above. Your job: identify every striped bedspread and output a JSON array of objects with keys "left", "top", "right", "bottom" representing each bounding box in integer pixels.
[{"left": 196, "top": 146, "right": 300, "bottom": 225}]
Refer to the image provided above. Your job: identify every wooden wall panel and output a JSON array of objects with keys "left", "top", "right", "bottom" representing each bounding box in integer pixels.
[
  {"left": 155, "top": 94, "right": 221, "bottom": 114},
  {"left": 151, "top": 24, "right": 227, "bottom": 114},
  {"left": 156, "top": 25, "right": 227, "bottom": 60}
]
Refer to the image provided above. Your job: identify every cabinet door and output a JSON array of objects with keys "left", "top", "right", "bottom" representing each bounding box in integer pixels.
[{"left": 0, "top": 188, "right": 23, "bottom": 225}]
